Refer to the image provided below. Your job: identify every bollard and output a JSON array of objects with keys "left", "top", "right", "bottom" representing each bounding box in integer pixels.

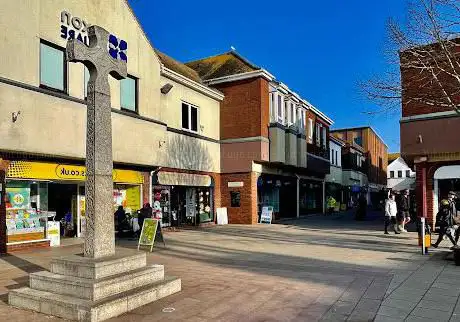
[{"left": 421, "top": 217, "right": 426, "bottom": 255}]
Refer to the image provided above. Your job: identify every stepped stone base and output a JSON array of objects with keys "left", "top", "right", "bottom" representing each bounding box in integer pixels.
[{"left": 8, "top": 250, "right": 181, "bottom": 322}]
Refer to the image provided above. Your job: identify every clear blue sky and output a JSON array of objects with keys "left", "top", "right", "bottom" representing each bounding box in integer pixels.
[{"left": 128, "top": 0, "right": 406, "bottom": 152}]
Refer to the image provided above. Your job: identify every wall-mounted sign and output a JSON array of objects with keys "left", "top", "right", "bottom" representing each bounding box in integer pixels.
[
  {"left": 7, "top": 161, "right": 143, "bottom": 184},
  {"left": 60, "top": 10, "right": 128, "bottom": 61},
  {"left": 60, "top": 10, "right": 89, "bottom": 46},
  {"left": 227, "top": 181, "right": 244, "bottom": 188}
]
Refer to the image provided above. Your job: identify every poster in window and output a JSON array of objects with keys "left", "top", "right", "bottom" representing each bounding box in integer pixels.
[{"left": 230, "top": 192, "right": 241, "bottom": 207}]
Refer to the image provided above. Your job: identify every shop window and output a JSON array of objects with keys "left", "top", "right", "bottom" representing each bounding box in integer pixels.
[
  {"left": 197, "top": 188, "right": 212, "bottom": 223},
  {"left": 120, "top": 75, "right": 138, "bottom": 112},
  {"left": 182, "top": 102, "right": 199, "bottom": 132},
  {"left": 40, "top": 40, "right": 67, "bottom": 92},
  {"left": 230, "top": 191, "right": 241, "bottom": 207}
]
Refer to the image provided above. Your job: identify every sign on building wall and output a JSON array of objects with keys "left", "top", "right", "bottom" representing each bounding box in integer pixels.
[{"left": 60, "top": 10, "right": 128, "bottom": 61}]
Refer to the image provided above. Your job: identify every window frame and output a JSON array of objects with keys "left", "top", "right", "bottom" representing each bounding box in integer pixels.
[
  {"left": 397, "top": 170, "right": 403, "bottom": 178},
  {"left": 181, "top": 101, "right": 200, "bottom": 133},
  {"left": 39, "top": 39, "right": 68, "bottom": 94},
  {"left": 120, "top": 75, "right": 139, "bottom": 113},
  {"left": 390, "top": 171, "right": 395, "bottom": 178},
  {"left": 308, "top": 118, "right": 313, "bottom": 140},
  {"left": 406, "top": 170, "right": 411, "bottom": 178}
]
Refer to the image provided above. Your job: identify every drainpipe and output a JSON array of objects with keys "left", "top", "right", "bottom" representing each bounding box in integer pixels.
[{"left": 295, "top": 174, "right": 300, "bottom": 218}]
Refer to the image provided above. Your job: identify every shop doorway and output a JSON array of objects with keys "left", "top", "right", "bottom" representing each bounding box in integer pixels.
[{"left": 48, "top": 183, "right": 78, "bottom": 238}]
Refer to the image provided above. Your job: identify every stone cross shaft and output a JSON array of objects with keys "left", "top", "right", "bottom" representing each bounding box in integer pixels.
[{"left": 67, "top": 26, "right": 127, "bottom": 258}]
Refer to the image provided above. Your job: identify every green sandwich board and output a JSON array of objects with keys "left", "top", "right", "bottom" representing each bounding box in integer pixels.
[{"left": 137, "top": 219, "right": 165, "bottom": 252}]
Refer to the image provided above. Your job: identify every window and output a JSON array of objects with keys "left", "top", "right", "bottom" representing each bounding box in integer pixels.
[
  {"left": 84, "top": 66, "right": 90, "bottom": 98},
  {"left": 290, "top": 103, "right": 295, "bottom": 125},
  {"left": 331, "top": 149, "right": 334, "bottom": 164},
  {"left": 322, "top": 127, "right": 327, "bottom": 148},
  {"left": 182, "top": 102, "right": 199, "bottom": 132},
  {"left": 335, "top": 151, "right": 338, "bottom": 166},
  {"left": 284, "top": 101, "right": 289, "bottom": 125},
  {"left": 390, "top": 171, "right": 395, "bottom": 178},
  {"left": 270, "top": 92, "right": 276, "bottom": 122},
  {"left": 354, "top": 136, "right": 363, "bottom": 146},
  {"left": 315, "top": 123, "right": 321, "bottom": 146},
  {"left": 120, "top": 75, "right": 137, "bottom": 112},
  {"left": 230, "top": 192, "right": 241, "bottom": 207},
  {"left": 301, "top": 110, "right": 306, "bottom": 130},
  {"left": 308, "top": 118, "right": 313, "bottom": 140},
  {"left": 277, "top": 94, "right": 283, "bottom": 124},
  {"left": 406, "top": 170, "right": 411, "bottom": 178},
  {"left": 398, "top": 170, "right": 402, "bottom": 178},
  {"left": 40, "top": 41, "right": 66, "bottom": 92}
]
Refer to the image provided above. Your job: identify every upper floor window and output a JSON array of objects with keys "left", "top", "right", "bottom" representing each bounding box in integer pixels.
[
  {"left": 390, "top": 171, "right": 395, "bottom": 178},
  {"left": 182, "top": 102, "right": 198, "bottom": 132},
  {"left": 120, "top": 75, "right": 138, "bottom": 112},
  {"left": 84, "top": 66, "right": 90, "bottom": 98},
  {"left": 406, "top": 170, "right": 411, "bottom": 178},
  {"left": 290, "top": 103, "right": 295, "bottom": 126},
  {"left": 277, "top": 94, "right": 283, "bottom": 124},
  {"left": 335, "top": 150, "right": 339, "bottom": 166},
  {"left": 308, "top": 118, "right": 313, "bottom": 141},
  {"left": 270, "top": 92, "right": 276, "bottom": 122},
  {"left": 40, "top": 40, "right": 67, "bottom": 92},
  {"left": 398, "top": 170, "right": 402, "bottom": 178},
  {"left": 331, "top": 148, "right": 334, "bottom": 164},
  {"left": 322, "top": 127, "right": 327, "bottom": 148},
  {"left": 354, "top": 136, "right": 363, "bottom": 146},
  {"left": 315, "top": 123, "right": 321, "bottom": 146}
]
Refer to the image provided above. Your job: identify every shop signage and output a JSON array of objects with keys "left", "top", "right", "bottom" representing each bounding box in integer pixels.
[
  {"left": 47, "top": 221, "right": 60, "bottom": 247},
  {"left": 227, "top": 181, "right": 244, "bottom": 188},
  {"left": 260, "top": 206, "right": 273, "bottom": 224},
  {"left": 60, "top": 10, "right": 89, "bottom": 46},
  {"left": 137, "top": 219, "right": 165, "bottom": 252},
  {"left": 60, "top": 10, "right": 128, "bottom": 61},
  {"left": 7, "top": 161, "right": 143, "bottom": 184}
]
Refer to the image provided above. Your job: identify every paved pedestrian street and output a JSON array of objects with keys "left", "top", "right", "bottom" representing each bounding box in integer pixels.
[{"left": 1, "top": 212, "right": 459, "bottom": 322}]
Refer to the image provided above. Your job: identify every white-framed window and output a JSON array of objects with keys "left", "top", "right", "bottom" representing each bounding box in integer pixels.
[
  {"left": 336, "top": 150, "right": 339, "bottom": 166},
  {"left": 390, "top": 171, "right": 395, "bottom": 178},
  {"left": 316, "top": 123, "right": 321, "bottom": 146},
  {"left": 181, "top": 102, "right": 199, "bottom": 132},
  {"left": 84, "top": 66, "right": 90, "bottom": 98},
  {"left": 120, "top": 75, "right": 138, "bottom": 113},
  {"left": 277, "top": 94, "right": 284, "bottom": 124},
  {"left": 308, "top": 118, "right": 313, "bottom": 140},
  {"left": 284, "top": 100, "right": 289, "bottom": 125},
  {"left": 270, "top": 92, "right": 276, "bottom": 122},
  {"left": 331, "top": 148, "right": 335, "bottom": 165},
  {"left": 290, "top": 102, "right": 295, "bottom": 125}
]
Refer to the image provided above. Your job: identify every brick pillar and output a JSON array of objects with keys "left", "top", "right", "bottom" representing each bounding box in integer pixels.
[
  {"left": 0, "top": 160, "right": 9, "bottom": 254},
  {"left": 415, "top": 162, "right": 428, "bottom": 222},
  {"left": 142, "top": 172, "right": 150, "bottom": 206}
]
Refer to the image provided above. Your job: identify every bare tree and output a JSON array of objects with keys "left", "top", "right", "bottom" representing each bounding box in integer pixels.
[{"left": 360, "top": 0, "right": 460, "bottom": 113}]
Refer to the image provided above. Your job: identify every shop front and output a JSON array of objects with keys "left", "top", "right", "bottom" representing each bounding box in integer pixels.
[
  {"left": 257, "top": 174, "right": 297, "bottom": 219},
  {"left": 299, "top": 178, "right": 324, "bottom": 215},
  {"left": 152, "top": 171, "right": 214, "bottom": 227},
  {"left": 5, "top": 161, "right": 144, "bottom": 247}
]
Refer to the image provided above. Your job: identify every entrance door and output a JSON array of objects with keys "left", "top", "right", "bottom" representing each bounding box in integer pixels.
[{"left": 185, "top": 188, "right": 196, "bottom": 225}]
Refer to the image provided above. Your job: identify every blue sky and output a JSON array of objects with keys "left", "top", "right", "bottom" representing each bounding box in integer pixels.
[{"left": 128, "top": 0, "right": 407, "bottom": 152}]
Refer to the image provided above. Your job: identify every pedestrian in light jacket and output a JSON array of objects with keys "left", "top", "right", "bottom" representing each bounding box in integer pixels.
[{"left": 385, "top": 194, "right": 399, "bottom": 234}]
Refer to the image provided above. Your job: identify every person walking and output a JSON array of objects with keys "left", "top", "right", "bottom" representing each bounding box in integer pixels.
[
  {"left": 138, "top": 203, "right": 152, "bottom": 231},
  {"left": 385, "top": 193, "right": 399, "bottom": 234},
  {"left": 432, "top": 199, "right": 456, "bottom": 248},
  {"left": 397, "top": 190, "right": 410, "bottom": 233}
]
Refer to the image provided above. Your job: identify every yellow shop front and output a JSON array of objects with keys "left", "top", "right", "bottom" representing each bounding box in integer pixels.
[{"left": 5, "top": 161, "right": 144, "bottom": 246}]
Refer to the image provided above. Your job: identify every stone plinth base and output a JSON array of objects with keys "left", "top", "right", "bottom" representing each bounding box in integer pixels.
[{"left": 8, "top": 250, "right": 181, "bottom": 321}]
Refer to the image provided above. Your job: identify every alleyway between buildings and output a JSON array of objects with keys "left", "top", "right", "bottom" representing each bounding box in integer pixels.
[{"left": 1, "top": 211, "right": 459, "bottom": 322}]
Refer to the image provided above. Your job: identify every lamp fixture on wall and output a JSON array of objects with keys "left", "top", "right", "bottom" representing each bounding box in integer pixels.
[
  {"left": 160, "top": 83, "right": 173, "bottom": 94},
  {"left": 158, "top": 140, "right": 166, "bottom": 148},
  {"left": 12, "top": 111, "right": 21, "bottom": 123}
]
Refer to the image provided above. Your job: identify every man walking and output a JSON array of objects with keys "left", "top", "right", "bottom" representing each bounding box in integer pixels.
[
  {"left": 397, "top": 190, "right": 410, "bottom": 233},
  {"left": 384, "top": 193, "right": 398, "bottom": 234}
]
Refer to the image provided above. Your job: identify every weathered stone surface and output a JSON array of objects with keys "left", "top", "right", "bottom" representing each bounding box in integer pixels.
[
  {"left": 66, "top": 25, "right": 127, "bottom": 259},
  {"left": 8, "top": 277, "right": 181, "bottom": 322},
  {"left": 30, "top": 265, "right": 164, "bottom": 301},
  {"left": 50, "top": 249, "right": 147, "bottom": 279}
]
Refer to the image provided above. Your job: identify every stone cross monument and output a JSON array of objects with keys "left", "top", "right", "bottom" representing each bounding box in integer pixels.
[
  {"left": 67, "top": 25, "right": 127, "bottom": 258},
  {"left": 9, "top": 25, "right": 180, "bottom": 322}
]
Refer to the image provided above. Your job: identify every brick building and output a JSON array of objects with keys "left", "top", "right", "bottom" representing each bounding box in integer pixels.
[
  {"left": 331, "top": 127, "right": 388, "bottom": 206},
  {"left": 400, "top": 43, "right": 460, "bottom": 225},
  {"left": 186, "top": 51, "right": 333, "bottom": 223}
]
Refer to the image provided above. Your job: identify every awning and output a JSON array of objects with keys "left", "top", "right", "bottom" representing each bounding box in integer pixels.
[{"left": 434, "top": 165, "right": 460, "bottom": 180}]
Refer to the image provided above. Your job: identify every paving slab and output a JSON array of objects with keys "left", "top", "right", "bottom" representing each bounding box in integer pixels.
[{"left": 410, "top": 307, "right": 452, "bottom": 321}]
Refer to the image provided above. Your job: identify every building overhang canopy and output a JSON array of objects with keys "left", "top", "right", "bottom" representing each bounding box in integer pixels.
[{"left": 434, "top": 165, "right": 460, "bottom": 179}]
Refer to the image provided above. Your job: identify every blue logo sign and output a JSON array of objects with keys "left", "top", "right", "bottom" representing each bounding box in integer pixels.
[{"left": 108, "top": 34, "right": 128, "bottom": 62}]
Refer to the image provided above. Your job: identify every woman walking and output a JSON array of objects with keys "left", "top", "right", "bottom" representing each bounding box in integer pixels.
[{"left": 385, "top": 194, "right": 399, "bottom": 234}]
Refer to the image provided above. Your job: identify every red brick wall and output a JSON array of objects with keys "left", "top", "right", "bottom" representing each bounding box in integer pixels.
[
  {"left": 7, "top": 240, "right": 50, "bottom": 253},
  {"left": 215, "top": 77, "right": 269, "bottom": 140},
  {"left": 220, "top": 172, "right": 258, "bottom": 224}
]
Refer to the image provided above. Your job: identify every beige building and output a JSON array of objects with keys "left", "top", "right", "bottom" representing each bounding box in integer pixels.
[{"left": 0, "top": 0, "right": 223, "bottom": 250}]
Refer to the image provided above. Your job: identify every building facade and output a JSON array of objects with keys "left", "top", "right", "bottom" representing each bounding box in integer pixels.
[
  {"left": 326, "top": 135, "right": 345, "bottom": 209},
  {"left": 400, "top": 44, "right": 460, "bottom": 225},
  {"left": 186, "top": 51, "right": 333, "bottom": 223},
  {"left": 0, "top": 0, "right": 223, "bottom": 251},
  {"left": 331, "top": 127, "right": 387, "bottom": 206},
  {"left": 387, "top": 156, "right": 415, "bottom": 192}
]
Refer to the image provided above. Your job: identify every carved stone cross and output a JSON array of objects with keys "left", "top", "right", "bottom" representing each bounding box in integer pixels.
[{"left": 67, "top": 25, "right": 127, "bottom": 258}]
